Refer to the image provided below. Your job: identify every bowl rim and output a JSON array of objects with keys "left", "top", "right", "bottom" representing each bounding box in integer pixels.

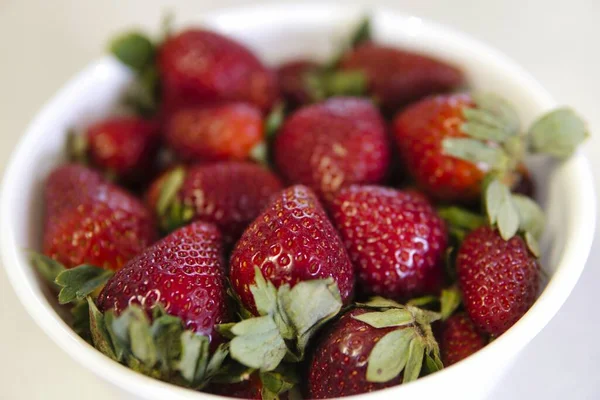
[{"left": 1, "top": 3, "right": 596, "bottom": 399}]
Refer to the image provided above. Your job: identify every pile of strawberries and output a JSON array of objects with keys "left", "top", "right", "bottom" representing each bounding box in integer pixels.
[{"left": 31, "top": 17, "right": 587, "bottom": 399}]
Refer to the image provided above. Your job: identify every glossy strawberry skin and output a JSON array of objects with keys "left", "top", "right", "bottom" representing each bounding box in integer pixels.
[
  {"left": 277, "top": 60, "right": 320, "bottom": 107},
  {"left": 158, "top": 29, "right": 278, "bottom": 115},
  {"left": 457, "top": 227, "right": 540, "bottom": 336},
  {"left": 274, "top": 97, "right": 390, "bottom": 199},
  {"left": 440, "top": 313, "right": 487, "bottom": 366},
  {"left": 147, "top": 162, "right": 283, "bottom": 245},
  {"left": 307, "top": 308, "right": 401, "bottom": 398},
  {"left": 43, "top": 164, "right": 156, "bottom": 270},
  {"left": 393, "top": 93, "right": 486, "bottom": 203},
  {"left": 97, "top": 222, "right": 230, "bottom": 339},
  {"left": 165, "top": 103, "right": 264, "bottom": 162},
  {"left": 339, "top": 43, "right": 464, "bottom": 112},
  {"left": 329, "top": 186, "right": 447, "bottom": 300},
  {"left": 230, "top": 185, "right": 354, "bottom": 314},
  {"left": 86, "top": 117, "right": 160, "bottom": 183}
]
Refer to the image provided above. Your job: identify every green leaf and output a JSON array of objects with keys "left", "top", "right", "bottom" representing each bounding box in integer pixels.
[
  {"left": 440, "top": 287, "right": 462, "bottom": 320},
  {"left": 55, "top": 264, "right": 114, "bottom": 304},
  {"left": 110, "top": 32, "right": 155, "bottom": 72},
  {"left": 471, "top": 92, "right": 520, "bottom": 136},
  {"left": 260, "top": 367, "right": 298, "bottom": 397},
  {"left": 128, "top": 312, "right": 157, "bottom": 368},
  {"left": 497, "top": 198, "right": 519, "bottom": 240},
  {"left": 424, "top": 352, "right": 443, "bottom": 374},
  {"left": 28, "top": 251, "right": 65, "bottom": 290},
  {"left": 66, "top": 130, "right": 89, "bottom": 164},
  {"left": 205, "top": 343, "right": 230, "bottom": 382},
  {"left": 72, "top": 300, "right": 91, "bottom": 341},
  {"left": 123, "top": 65, "right": 160, "bottom": 117},
  {"left": 177, "top": 331, "right": 210, "bottom": 383},
  {"left": 151, "top": 314, "right": 183, "bottom": 371},
  {"left": 229, "top": 316, "right": 287, "bottom": 371},
  {"left": 250, "top": 267, "right": 279, "bottom": 317},
  {"left": 525, "top": 231, "right": 541, "bottom": 258},
  {"left": 278, "top": 279, "right": 343, "bottom": 356},
  {"left": 250, "top": 142, "right": 269, "bottom": 166},
  {"left": 512, "top": 194, "right": 545, "bottom": 238},
  {"left": 306, "top": 70, "right": 368, "bottom": 101},
  {"left": 359, "top": 297, "right": 404, "bottom": 309},
  {"left": 485, "top": 179, "right": 509, "bottom": 225},
  {"left": 156, "top": 167, "right": 186, "bottom": 217},
  {"left": 265, "top": 102, "right": 285, "bottom": 139},
  {"left": 462, "top": 120, "right": 512, "bottom": 143},
  {"left": 406, "top": 295, "right": 438, "bottom": 308},
  {"left": 403, "top": 337, "right": 425, "bottom": 383},
  {"left": 352, "top": 309, "right": 415, "bottom": 329},
  {"left": 87, "top": 297, "right": 117, "bottom": 360},
  {"left": 438, "top": 206, "right": 486, "bottom": 231},
  {"left": 366, "top": 329, "right": 414, "bottom": 383},
  {"left": 211, "top": 362, "right": 255, "bottom": 384},
  {"left": 442, "top": 138, "right": 510, "bottom": 170},
  {"left": 528, "top": 108, "right": 588, "bottom": 159},
  {"left": 216, "top": 322, "right": 237, "bottom": 340},
  {"left": 104, "top": 311, "right": 126, "bottom": 360},
  {"left": 349, "top": 16, "right": 371, "bottom": 47}
]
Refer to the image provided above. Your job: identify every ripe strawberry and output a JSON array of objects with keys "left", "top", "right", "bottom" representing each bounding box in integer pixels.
[
  {"left": 339, "top": 43, "right": 464, "bottom": 112},
  {"left": 84, "top": 116, "right": 160, "bottom": 183},
  {"left": 329, "top": 186, "right": 447, "bottom": 300},
  {"left": 165, "top": 103, "right": 263, "bottom": 162},
  {"left": 276, "top": 60, "right": 320, "bottom": 107},
  {"left": 158, "top": 29, "right": 278, "bottom": 114},
  {"left": 440, "top": 313, "right": 487, "bottom": 366},
  {"left": 208, "top": 379, "right": 262, "bottom": 399},
  {"left": 393, "top": 93, "right": 486, "bottom": 203},
  {"left": 307, "top": 304, "right": 441, "bottom": 398},
  {"left": 456, "top": 226, "right": 540, "bottom": 336},
  {"left": 229, "top": 185, "right": 354, "bottom": 314},
  {"left": 147, "top": 162, "right": 282, "bottom": 244},
  {"left": 97, "top": 221, "right": 230, "bottom": 338},
  {"left": 274, "top": 97, "right": 390, "bottom": 199},
  {"left": 43, "top": 164, "right": 156, "bottom": 270}
]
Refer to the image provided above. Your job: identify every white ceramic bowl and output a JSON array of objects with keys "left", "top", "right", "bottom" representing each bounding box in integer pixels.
[{"left": 0, "top": 3, "right": 595, "bottom": 400}]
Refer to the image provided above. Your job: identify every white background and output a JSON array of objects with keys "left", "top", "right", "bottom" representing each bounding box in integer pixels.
[{"left": 1, "top": 0, "right": 599, "bottom": 399}]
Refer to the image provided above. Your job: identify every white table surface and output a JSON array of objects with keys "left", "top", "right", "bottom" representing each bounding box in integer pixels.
[{"left": 1, "top": 0, "right": 599, "bottom": 399}]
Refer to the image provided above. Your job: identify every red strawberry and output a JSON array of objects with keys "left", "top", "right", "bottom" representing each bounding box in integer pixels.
[
  {"left": 208, "top": 379, "right": 262, "bottom": 399},
  {"left": 276, "top": 60, "right": 320, "bottom": 107},
  {"left": 440, "top": 313, "right": 487, "bottom": 366},
  {"left": 274, "top": 97, "right": 390, "bottom": 199},
  {"left": 97, "top": 221, "right": 230, "bottom": 338},
  {"left": 329, "top": 186, "right": 447, "bottom": 300},
  {"left": 307, "top": 304, "right": 441, "bottom": 398},
  {"left": 339, "top": 43, "right": 464, "bottom": 112},
  {"left": 457, "top": 226, "right": 540, "bottom": 336},
  {"left": 165, "top": 103, "right": 263, "bottom": 162},
  {"left": 44, "top": 164, "right": 156, "bottom": 270},
  {"left": 147, "top": 162, "right": 282, "bottom": 244},
  {"left": 158, "top": 29, "right": 278, "bottom": 115},
  {"left": 85, "top": 116, "right": 160, "bottom": 183},
  {"left": 393, "top": 93, "right": 484, "bottom": 202},
  {"left": 229, "top": 185, "right": 354, "bottom": 314}
]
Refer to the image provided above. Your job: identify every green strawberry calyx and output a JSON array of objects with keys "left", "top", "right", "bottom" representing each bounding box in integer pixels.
[
  {"left": 484, "top": 178, "right": 545, "bottom": 256},
  {"left": 217, "top": 267, "right": 343, "bottom": 373},
  {"left": 406, "top": 285, "right": 463, "bottom": 321},
  {"left": 88, "top": 299, "right": 228, "bottom": 389},
  {"left": 353, "top": 297, "right": 443, "bottom": 383},
  {"left": 155, "top": 166, "right": 195, "bottom": 233},
  {"left": 442, "top": 92, "right": 588, "bottom": 187}
]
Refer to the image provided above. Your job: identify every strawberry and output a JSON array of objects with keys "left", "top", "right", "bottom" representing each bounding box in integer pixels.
[
  {"left": 83, "top": 116, "right": 160, "bottom": 184},
  {"left": 440, "top": 313, "right": 487, "bottom": 366},
  {"left": 43, "top": 164, "right": 156, "bottom": 270},
  {"left": 456, "top": 226, "right": 540, "bottom": 336},
  {"left": 276, "top": 60, "right": 320, "bottom": 107},
  {"left": 328, "top": 186, "right": 447, "bottom": 300},
  {"left": 393, "top": 93, "right": 588, "bottom": 203},
  {"left": 147, "top": 162, "right": 282, "bottom": 244},
  {"left": 97, "top": 221, "right": 230, "bottom": 338},
  {"left": 208, "top": 378, "right": 263, "bottom": 399},
  {"left": 307, "top": 301, "right": 442, "bottom": 398},
  {"left": 274, "top": 97, "right": 390, "bottom": 199},
  {"left": 158, "top": 29, "right": 278, "bottom": 115},
  {"left": 339, "top": 43, "right": 464, "bottom": 112},
  {"left": 229, "top": 185, "right": 354, "bottom": 314},
  {"left": 165, "top": 103, "right": 264, "bottom": 162}
]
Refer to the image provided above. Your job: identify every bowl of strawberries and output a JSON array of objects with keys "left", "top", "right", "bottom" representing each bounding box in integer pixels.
[{"left": 0, "top": 3, "right": 594, "bottom": 400}]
